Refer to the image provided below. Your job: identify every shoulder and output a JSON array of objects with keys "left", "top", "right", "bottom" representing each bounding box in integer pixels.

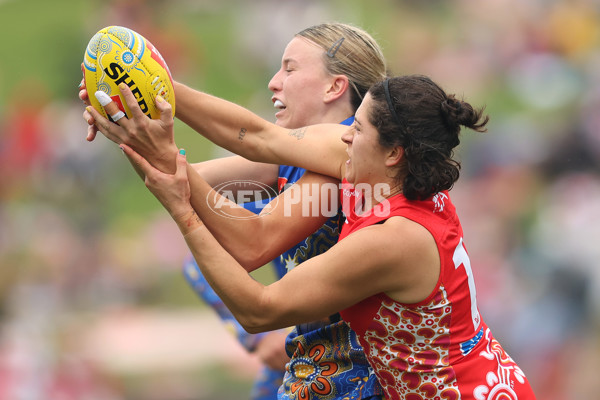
[
  {"left": 340, "top": 216, "right": 435, "bottom": 268},
  {"left": 366, "top": 217, "right": 436, "bottom": 261},
  {"left": 290, "top": 215, "right": 439, "bottom": 305},
  {"left": 382, "top": 216, "right": 436, "bottom": 246},
  {"left": 342, "top": 217, "right": 439, "bottom": 302}
]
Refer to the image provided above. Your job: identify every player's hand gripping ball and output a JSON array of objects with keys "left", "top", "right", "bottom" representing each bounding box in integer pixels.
[{"left": 83, "top": 26, "right": 175, "bottom": 121}]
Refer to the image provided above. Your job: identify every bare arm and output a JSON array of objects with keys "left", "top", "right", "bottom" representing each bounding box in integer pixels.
[
  {"left": 87, "top": 82, "right": 348, "bottom": 180},
  {"left": 187, "top": 167, "right": 337, "bottom": 270},
  {"left": 86, "top": 86, "right": 341, "bottom": 270},
  {"left": 123, "top": 145, "right": 440, "bottom": 333},
  {"left": 174, "top": 82, "right": 348, "bottom": 180},
  {"left": 192, "top": 156, "right": 279, "bottom": 194}
]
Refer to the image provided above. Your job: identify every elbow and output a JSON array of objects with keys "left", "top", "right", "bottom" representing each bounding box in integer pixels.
[
  {"left": 237, "top": 312, "right": 275, "bottom": 334},
  {"left": 236, "top": 290, "right": 284, "bottom": 333},
  {"left": 232, "top": 223, "right": 279, "bottom": 271},
  {"left": 242, "top": 322, "right": 268, "bottom": 335},
  {"left": 237, "top": 244, "right": 276, "bottom": 272},
  {"left": 211, "top": 219, "right": 272, "bottom": 272}
]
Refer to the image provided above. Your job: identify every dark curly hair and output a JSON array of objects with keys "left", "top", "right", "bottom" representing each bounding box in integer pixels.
[{"left": 368, "top": 75, "right": 489, "bottom": 200}]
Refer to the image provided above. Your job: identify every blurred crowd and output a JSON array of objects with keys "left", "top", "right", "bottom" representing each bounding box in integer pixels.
[{"left": 1, "top": 0, "right": 599, "bottom": 398}]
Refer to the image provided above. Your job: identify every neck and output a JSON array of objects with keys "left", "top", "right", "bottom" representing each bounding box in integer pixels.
[
  {"left": 319, "top": 101, "right": 354, "bottom": 125},
  {"left": 355, "top": 180, "right": 403, "bottom": 215}
]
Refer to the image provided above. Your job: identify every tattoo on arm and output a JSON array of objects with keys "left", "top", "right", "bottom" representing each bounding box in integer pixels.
[
  {"left": 238, "top": 127, "right": 247, "bottom": 141},
  {"left": 185, "top": 211, "right": 202, "bottom": 227},
  {"left": 193, "top": 211, "right": 202, "bottom": 225},
  {"left": 288, "top": 127, "right": 306, "bottom": 140}
]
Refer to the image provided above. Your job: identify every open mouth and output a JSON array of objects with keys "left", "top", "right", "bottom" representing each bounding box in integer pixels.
[{"left": 273, "top": 99, "right": 286, "bottom": 110}]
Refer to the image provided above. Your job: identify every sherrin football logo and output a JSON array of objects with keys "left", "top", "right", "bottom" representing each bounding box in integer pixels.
[{"left": 83, "top": 26, "right": 175, "bottom": 121}]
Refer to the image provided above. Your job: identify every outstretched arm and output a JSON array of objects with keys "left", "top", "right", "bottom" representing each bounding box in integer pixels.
[
  {"left": 87, "top": 82, "right": 349, "bottom": 181},
  {"left": 192, "top": 156, "right": 279, "bottom": 194},
  {"left": 174, "top": 82, "right": 348, "bottom": 179},
  {"left": 186, "top": 165, "right": 339, "bottom": 270},
  {"left": 85, "top": 86, "right": 339, "bottom": 270},
  {"left": 80, "top": 76, "right": 280, "bottom": 187},
  {"left": 122, "top": 145, "right": 430, "bottom": 333}
]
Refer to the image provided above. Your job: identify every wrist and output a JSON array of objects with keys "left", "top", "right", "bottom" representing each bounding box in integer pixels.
[
  {"left": 173, "top": 208, "right": 204, "bottom": 236},
  {"left": 153, "top": 146, "right": 179, "bottom": 174}
]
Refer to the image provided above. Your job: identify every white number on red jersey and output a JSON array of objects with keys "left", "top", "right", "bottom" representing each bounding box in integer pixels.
[{"left": 452, "top": 238, "right": 481, "bottom": 330}]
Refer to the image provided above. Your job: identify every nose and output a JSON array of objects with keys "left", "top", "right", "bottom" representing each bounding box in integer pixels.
[
  {"left": 341, "top": 126, "right": 354, "bottom": 145},
  {"left": 268, "top": 69, "right": 283, "bottom": 92}
]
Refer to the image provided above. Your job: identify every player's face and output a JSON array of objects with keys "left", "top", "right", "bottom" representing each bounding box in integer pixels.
[
  {"left": 268, "top": 37, "right": 333, "bottom": 129},
  {"left": 341, "top": 94, "right": 390, "bottom": 186}
]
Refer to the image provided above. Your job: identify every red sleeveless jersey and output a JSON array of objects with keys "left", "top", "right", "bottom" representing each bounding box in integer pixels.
[{"left": 338, "top": 180, "right": 536, "bottom": 400}]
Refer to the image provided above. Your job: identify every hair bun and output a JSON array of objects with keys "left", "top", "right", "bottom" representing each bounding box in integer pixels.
[
  {"left": 440, "top": 96, "right": 464, "bottom": 127},
  {"left": 441, "top": 95, "right": 488, "bottom": 132}
]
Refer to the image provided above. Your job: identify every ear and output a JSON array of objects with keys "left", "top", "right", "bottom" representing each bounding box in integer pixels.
[
  {"left": 324, "top": 75, "right": 349, "bottom": 104},
  {"left": 385, "top": 146, "right": 404, "bottom": 167}
]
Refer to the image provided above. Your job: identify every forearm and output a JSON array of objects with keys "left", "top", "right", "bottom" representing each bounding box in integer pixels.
[
  {"left": 186, "top": 163, "right": 273, "bottom": 270},
  {"left": 126, "top": 155, "right": 147, "bottom": 180},
  {"left": 186, "top": 165, "right": 338, "bottom": 269},
  {"left": 174, "top": 81, "right": 274, "bottom": 163},
  {"left": 191, "top": 156, "right": 279, "bottom": 194},
  {"left": 174, "top": 81, "right": 347, "bottom": 180}
]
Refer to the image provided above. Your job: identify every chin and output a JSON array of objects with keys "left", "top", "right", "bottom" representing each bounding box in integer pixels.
[
  {"left": 344, "top": 172, "right": 355, "bottom": 185},
  {"left": 277, "top": 119, "right": 294, "bottom": 129}
]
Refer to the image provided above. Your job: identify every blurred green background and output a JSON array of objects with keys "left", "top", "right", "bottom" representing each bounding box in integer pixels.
[{"left": 1, "top": 0, "right": 600, "bottom": 399}]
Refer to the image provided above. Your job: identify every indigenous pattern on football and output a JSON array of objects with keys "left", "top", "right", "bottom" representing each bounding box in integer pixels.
[{"left": 83, "top": 25, "right": 175, "bottom": 120}]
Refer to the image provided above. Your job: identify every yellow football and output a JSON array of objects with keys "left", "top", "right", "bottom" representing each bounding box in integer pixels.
[{"left": 83, "top": 26, "right": 175, "bottom": 121}]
